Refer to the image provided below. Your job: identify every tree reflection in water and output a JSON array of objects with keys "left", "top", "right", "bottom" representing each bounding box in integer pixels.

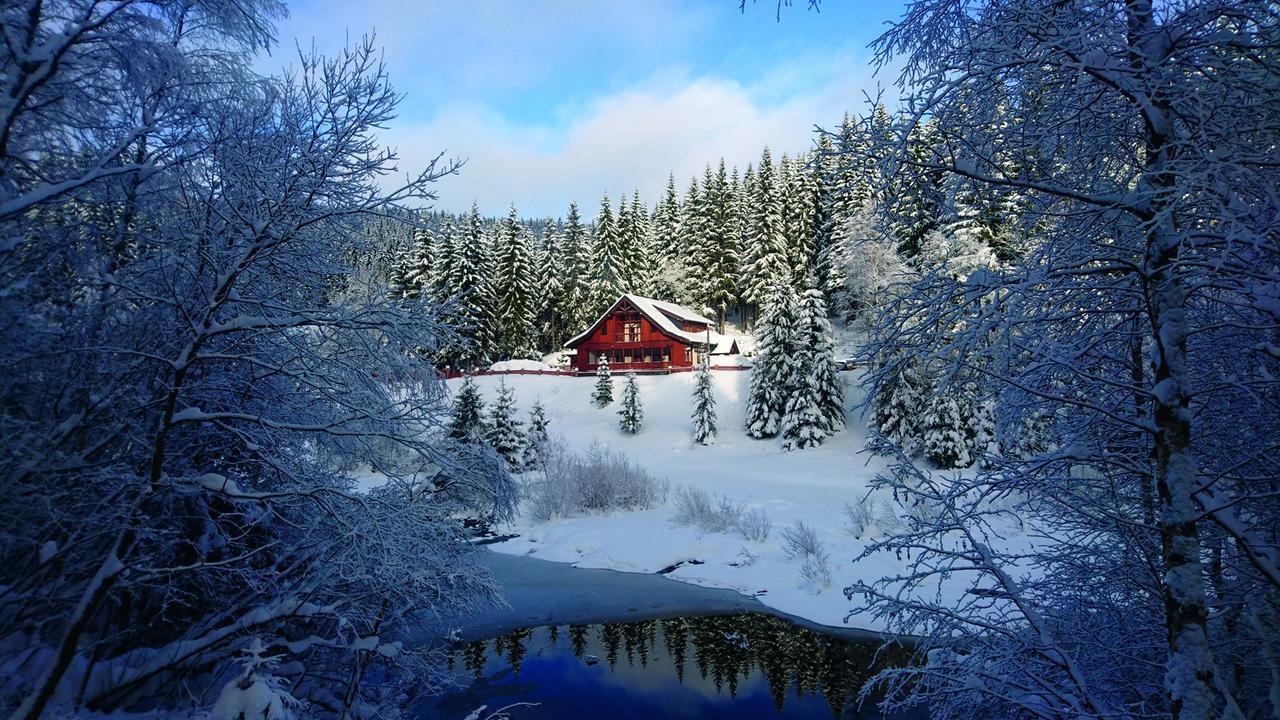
[{"left": 445, "top": 613, "right": 911, "bottom": 717}]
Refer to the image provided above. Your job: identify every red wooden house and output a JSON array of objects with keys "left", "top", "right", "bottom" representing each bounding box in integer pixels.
[{"left": 565, "top": 294, "right": 740, "bottom": 374}]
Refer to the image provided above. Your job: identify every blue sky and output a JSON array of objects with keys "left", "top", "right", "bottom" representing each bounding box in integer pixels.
[{"left": 267, "top": 1, "right": 906, "bottom": 217}]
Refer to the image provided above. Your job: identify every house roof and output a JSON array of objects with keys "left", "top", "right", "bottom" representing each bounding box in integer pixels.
[{"left": 565, "top": 293, "right": 731, "bottom": 349}]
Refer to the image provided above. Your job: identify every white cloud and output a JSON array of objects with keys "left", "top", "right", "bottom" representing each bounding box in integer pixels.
[{"left": 385, "top": 56, "right": 884, "bottom": 218}]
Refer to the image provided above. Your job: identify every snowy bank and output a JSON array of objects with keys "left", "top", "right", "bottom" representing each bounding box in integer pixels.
[{"left": 448, "top": 371, "right": 963, "bottom": 633}]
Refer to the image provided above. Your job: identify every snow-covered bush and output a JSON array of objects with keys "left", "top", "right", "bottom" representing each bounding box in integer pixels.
[
  {"left": 671, "top": 487, "right": 745, "bottom": 534},
  {"left": 526, "top": 441, "right": 669, "bottom": 521},
  {"left": 843, "top": 501, "right": 874, "bottom": 539},
  {"left": 735, "top": 508, "right": 773, "bottom": 542},
  {"left": 780, "top": 520, "right": 825, "bottom": 560},
  {"left": 211, "top": 639, "right": 302, "bottom": 720},
  {"left": 780, "top": 521, "right": 832, "bottom": 589},
  {"left": 800, "top": 550, "right": 833, "bottom": 588}
]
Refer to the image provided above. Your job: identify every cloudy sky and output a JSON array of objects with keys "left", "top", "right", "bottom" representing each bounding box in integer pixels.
[{"left": 266, "top": 1, "right": 905, "bottom": 217}]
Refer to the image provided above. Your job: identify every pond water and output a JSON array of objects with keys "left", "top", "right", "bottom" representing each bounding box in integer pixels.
[{"left": 419, "top": 612, "right": 917, "bottom": 720}]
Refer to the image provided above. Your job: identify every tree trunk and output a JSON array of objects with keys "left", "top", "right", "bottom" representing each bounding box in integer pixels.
[{"left": 1126, "top": 2, "right": 1227, "bottom": 716}]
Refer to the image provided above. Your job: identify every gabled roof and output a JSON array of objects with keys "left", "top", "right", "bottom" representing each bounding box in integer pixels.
[{"left": 565, "top": 293, "right": 725, "bottom": 348}]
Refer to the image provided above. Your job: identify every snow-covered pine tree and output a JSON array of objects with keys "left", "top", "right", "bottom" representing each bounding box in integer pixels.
[
  {"left": 963, "top": 392, "right": 997, "bottom": 466},
  {"left": 485, "top": 381, "right": 525, "bottom": 471},
  {"left": 691, "top": 361, "right": 717, "bottom": 445},
  {"left": 810, "top": 132, "right": 847, "bottom": 303},
  {"left": 920, "top": 390, "right": 970, "bottom": 469},
  {"left": 534, "top": 219, "right": 567, "bottom": 351},
  {"left": 780, "top": 383, "right": 824, "bottom": 451},
  {"left": 385, "top": 238, "right": 416, "bottom": 300},
  {"left": 494, "top": 205, "right": 537, "bottom": 359},
  {"left": 884, "top": 120, "right": 945, "bottom": 262},
  {"left": 445, "top": 204, "right": 499, "bottom": 368},
  {"left": 588, "top": 194, "right": 626, "bottom": 314},
  {"left": 745, "top": 283, "right": 799, "bottom": 439},
  {"left": 618, "top": 372, "right": 643, "bottom": 434},
  {"left": 561, "top": 201, "right": 591, "bottom": 330},
  {"left": 430, "top": 218, "right": 457, "bottom": 305},
  {"left": 521, "top": 399, "right": 551, "bottom": 471},
  {"left": 650, "top": 174, "right": 687, "bottom": 302},
  {"left": 872, "top": 358, "right": 928, "bottom": 455},
  {"left": 742, "top": 148, "right": 792, "bottom": 326},
  {"left": 780, "top": 153, "right": 817, "bottom": 280},
  {"left": 627, "top": 189, "right": 654, "bottom": 294},
  {"left": 701, "top": 160, "right": 740, "bottom": 330},
  {"left": 447, "top": 376, "right": 488, "bottom": 443},
  {"left": 401, "top": 227, "right": 436, "bottom": 300},
  {"left": 592, "top": 357, "right": 614, "bottom": 407},
  {"left": 780, "top": 278, "right": 843, "bottom": 450},
  {"left": 795, "top": 277, "right": 845, "bottom": 432}
]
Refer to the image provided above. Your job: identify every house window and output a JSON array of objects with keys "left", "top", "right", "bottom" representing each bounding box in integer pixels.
[
  {"left": 623, "top": 321, "right": 641, "bottom": 342},
  {"left": 662, "top": 346, "right": 671, "bottom": 363}
]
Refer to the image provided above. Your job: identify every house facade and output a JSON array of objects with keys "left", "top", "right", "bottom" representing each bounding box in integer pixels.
[{"left": 564, "top": 294, "right": 739, "bottom": 374}]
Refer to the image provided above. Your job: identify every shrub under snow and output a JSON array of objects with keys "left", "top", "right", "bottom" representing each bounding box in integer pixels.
[
  {"left": 672, "top": 487, "right": 745, "bottom": 534},
  {"left": 671, "top": 487, "right": 772, "bottom": 542},
  {"left": 781, "top": 520, "right": 832, "bottom": 588},
  {"left": 525, "top": 441, "right": 669, "bottom": 521}
]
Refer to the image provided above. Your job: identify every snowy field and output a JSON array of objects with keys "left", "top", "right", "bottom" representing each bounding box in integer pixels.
[{"left": 451, "top": 369, "right": 941, "bottom": 632}]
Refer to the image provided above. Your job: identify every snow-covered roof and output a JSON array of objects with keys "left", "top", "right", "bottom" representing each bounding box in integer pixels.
[
  {"left": 711, "top": 335, "right": 739, "bottom": 355},
  {"left": 564, "top": 293, "right": 735, "bottom": 350}
]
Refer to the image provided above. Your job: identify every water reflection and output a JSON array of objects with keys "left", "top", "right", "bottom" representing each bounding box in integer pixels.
[{"left": 427, "top": 613, "right": 913, "bottom": 719}]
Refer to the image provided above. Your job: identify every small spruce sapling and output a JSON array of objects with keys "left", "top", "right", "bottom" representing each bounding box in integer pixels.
[
  {"left": 521, "top": 400, "right": 551, "bottom": 471},
  {"left": 618, "top": 372, "right": 643, "bottom": 433},
  {"left": 485, "top": 381, "right": 525, "bottom": 470},
  {"left": 691, "top": 362, "right": 717, "bottom": 445},
  {"left": 592, "top": 356, "right": 614, "bottom": 407},
  {"left": 447, "top": 376, "right": 487, "bottom": 442}
]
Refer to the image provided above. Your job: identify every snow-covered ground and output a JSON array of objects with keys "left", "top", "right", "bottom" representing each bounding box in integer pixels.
[{"left": 451, "top": 368, "right": 933, "bottom": 632}]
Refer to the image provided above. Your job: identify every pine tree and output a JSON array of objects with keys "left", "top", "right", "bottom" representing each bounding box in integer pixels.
[
  {"left": 921, "top": 390, "right": 970, "bottom": 469},
  {"left": 691, "top": 362, "right": 717, "bottom": 445},
  {"left": 780, "top": 153, "right": 817, "bottom": 279},
  {"left": 447, "top": 376, "right": 487, "bottom": 443},
  {"left": 627, "top": 189, "right": 653, "bottom": 294},
  {"left": 532, "top": 218, "right": 566, "bottom": 352},
  {"left": 443, "top": 205, "right": 499, "bottom": 369},
  {"left": 873, "top": 359, "right": 928, "bottom": 455},
  {"left": 402, "top": 227, "right": 437, "bottom": 300},
  {"left": 742, "top": 148, "right": 791, "bottom": 324},
  {"left": 745, "top": 283, "right": 799, "bottom": 439},
  {"left": 430, "top": 218, "right": 457, "bottom": 305},
  {"left": 692, "top": 161, "right": 739, "bottom": 329},
  {"left": 561, "top": 201, "right": 591, "bottom": 330},
  {"left": 588, "top": 194, "right": 626, "bottom": 314},
  {"left": 485, "top": 381, "right": 525, "bottom": 470},
  {"left": 886, "top": 120, "right": 945, "bottom": 261},
  {"left": 781, "top": 278, "right": 844, "bottom": 449},
  {"left": 493, "top": 206, "right": 538, "bottom": 359},
  {"left": 522, "top": 400, "right": 551, "bottom": 471},
  {"left": 650, "top": 174, "right": 688, "bottom": 302},
  {"left": 592, "top": 357, "right": 614, "bottom": 407},
  {"left": 618, "top": 372, "right": 643, "bottom": 433}
]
